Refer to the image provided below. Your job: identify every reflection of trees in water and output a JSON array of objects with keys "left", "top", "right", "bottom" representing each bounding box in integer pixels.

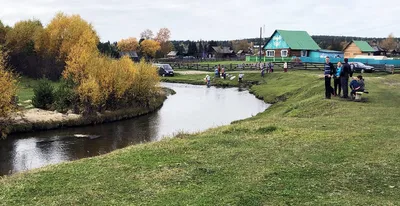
[{"left": 0, "top": 140, "right": 15, "bottom": 175}]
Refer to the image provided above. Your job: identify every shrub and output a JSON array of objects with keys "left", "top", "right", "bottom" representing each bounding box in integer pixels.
[
  {"left": 32, "top": 78, "right": 55, "bottom": 110},
  {"left": 54, "top": 80, "right": 76, "bottom": 113},
  {"left": 0, "top": 50, "right": 17, "bottom": 138}
]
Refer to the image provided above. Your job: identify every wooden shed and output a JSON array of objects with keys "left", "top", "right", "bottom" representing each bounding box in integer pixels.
[
  {"left": 263, "top": 30, "right": 321, "bottom": 58},
  {"left": 343, "top": 40, "right": 375, "bottom": 58}
]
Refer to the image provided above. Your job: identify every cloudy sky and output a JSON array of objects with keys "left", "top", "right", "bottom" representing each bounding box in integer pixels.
[{"left": 0, "top": 0, "right": 399, "bottom": 41}]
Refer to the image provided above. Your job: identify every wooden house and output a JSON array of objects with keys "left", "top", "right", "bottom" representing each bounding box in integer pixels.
[
  {"left": 343, "top": 40, "right": 375, "bottom": 58},
  {"left": 372, "top": 45, "right": 387, "bottom": 56},
  {"left": 167, "top": 51, "right": 179, "bottom": 59},
  {"left": 263, "top": 30, "right": 321, "bottom": 57},
  {"left": 119, "top": 51, "right": 139, "bottom": 62},
  {"left": 212, "top": 46, "right": 236, "bottom": 58}
]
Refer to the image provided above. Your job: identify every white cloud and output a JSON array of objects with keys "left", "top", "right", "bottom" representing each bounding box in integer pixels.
[{"left": 0, "top": 0, "right": 399, "bottom": 41}]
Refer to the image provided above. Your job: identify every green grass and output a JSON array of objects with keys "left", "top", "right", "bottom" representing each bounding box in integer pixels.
[
  {"left": 16, "top": 77, "right": 61, "bottom": 109},
  {"left": 1, "top": 71, "right": 400, "bottom": 205}
]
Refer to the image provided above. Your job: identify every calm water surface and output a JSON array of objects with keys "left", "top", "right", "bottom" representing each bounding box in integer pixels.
[{"left": 0, "top": 83, "right": 270, "bottom": 175}]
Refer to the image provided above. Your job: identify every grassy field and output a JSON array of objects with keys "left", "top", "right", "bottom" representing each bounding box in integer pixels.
[{"left": 1, "top": 71, "right": 400, "bottom": 205}]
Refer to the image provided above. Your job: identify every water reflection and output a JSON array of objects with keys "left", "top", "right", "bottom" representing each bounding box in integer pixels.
[{"left": 0, "top": 83, "right": 270, "bottom": 175}]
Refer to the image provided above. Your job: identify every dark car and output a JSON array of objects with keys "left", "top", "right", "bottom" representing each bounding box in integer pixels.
[
  {"left": 154, "top": 64, "right": 174, "bottom": 77},
  {"left": 350, "top": 62, "right": 375, "bottom": 73}
]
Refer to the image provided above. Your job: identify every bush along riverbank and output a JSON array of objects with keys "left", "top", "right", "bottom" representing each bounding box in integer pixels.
[
  {"left": 1, "top": 71, "right": 400, "bottom": 205},
  {"left": 8, "top": 92, "right": 167, "bottom": 135}
]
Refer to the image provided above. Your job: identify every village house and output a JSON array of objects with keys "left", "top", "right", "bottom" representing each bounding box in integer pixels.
[
  {"left": 211, "top": 46, "right": 236, "bottom": 58},
  {"left": 343, "top": 40, "right": 375, "bottom": 58},
  {"left": 166, "top": 51, "right": 179, "bottom": 59},
  {"left": 263, "top": 30, "right": 321, "bottom": 58},
  {"left": 119, "top": 51, "right": 139, "bottom": 62}
]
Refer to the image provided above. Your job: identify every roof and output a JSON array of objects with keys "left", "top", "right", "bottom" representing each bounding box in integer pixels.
[
  {"left": 372, "top": 45, "right": 386, "bottom": 52},
  {"left": 212, "top": 46, "right": 234, "bottom": 54},
  {"left": 345, "top": 40, "right": 375, "bottom": 52},
  {"left": 119, "top": 51, "right": 138, "bottom": 58},
  {"left": 268, "top": 30, "right": 321, "bottom": 50},
  {"left": 167, "top": 51, "right": 178, "bottom": 56},
  {"left": 316, "top": 49, "right": 344, "bottom": 53}
]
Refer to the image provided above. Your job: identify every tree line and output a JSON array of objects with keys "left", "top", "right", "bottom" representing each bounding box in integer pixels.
[
  {"left": 167, "top": 34, "right": 399, "bottom": 58},
  {"left": 0, "top": 13, "right": 163, "bottom": 137}
]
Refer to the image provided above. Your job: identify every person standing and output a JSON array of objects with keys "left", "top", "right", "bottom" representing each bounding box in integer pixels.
[
  {"left": 323, "top": 57, "right": 334, "bottom": 99},
  {"left": 218, "top": 64, "right": 221, "bottom": 77},
  {"left": 341, "top": 58, "right": 353, "bottom": 98},
  {"left": 333, "top": 62, "right": 343, "bottom": 96},
  {"left": 283, "top": 62, "right": 288, "bottom": 72},
  {"left": 205, "top": 74, "right": 211, "bottom": 87},
  {"left": 221, "top": 66, "right": 226, "bottom": 79}
]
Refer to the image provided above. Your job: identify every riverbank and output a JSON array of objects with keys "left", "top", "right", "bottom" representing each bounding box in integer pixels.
[
  {"left": 162, "top": 72, "right": 265, "bottom": 88},
  {"left": 1, "top": 71, "right": 400, "bottom": 205},
  {"left": 7, "top": 89, "right": 168, "bottom": 135}
]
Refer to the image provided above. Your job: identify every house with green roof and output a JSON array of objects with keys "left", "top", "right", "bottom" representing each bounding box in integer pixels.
[
  {"left": 263, "top": 30, "right": 321, "bottom": 58},
  {"left": 343, "top": 40, "right": 375, "bottom": 58}
]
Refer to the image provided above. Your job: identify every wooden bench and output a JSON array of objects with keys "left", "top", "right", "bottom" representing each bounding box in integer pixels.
[{"left": 354, "top": 91, "right": 369, "bottom": 102}]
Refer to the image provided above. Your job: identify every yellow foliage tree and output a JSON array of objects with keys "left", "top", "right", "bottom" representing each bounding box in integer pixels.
[
  {"left": 36, "top": 12, "right": 99, "bottom": 61},
  {"left": 0, "top": 50, "right": 17, "bottom": 137},
  {"left": 0, "top": 20, "right": 7, "bottom": 45},
  {"left": 117, "top": 37, "right": 139, "bottom": 52},
  {"left": 140, "top": 39, "right": 160, "bottom": 59},
  {"left": 5, "top": 19, "right": 43, "bottom": 54}
]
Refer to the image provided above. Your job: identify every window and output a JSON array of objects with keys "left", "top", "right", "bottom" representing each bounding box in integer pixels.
[
  {"left": 281, "top": 50, "right": 288, "bottom": 57},
  {"left": 301, "top": 50, "right": 308, "bottom": 57},
  {"left": 267, "top": 50, "right": 275, "bottom": 57}
]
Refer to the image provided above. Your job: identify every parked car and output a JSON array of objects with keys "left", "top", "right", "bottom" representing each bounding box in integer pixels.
[
  {"left": 349, "top": 62, "right": 375, "bottom": 73},
  {"left": 154, "top": 64, "right": 174, "bottom": 76}
]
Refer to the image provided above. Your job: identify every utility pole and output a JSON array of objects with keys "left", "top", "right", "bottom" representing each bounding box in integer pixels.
[{"left": 259, "top": 27, "right": 262, "bottom": 63}]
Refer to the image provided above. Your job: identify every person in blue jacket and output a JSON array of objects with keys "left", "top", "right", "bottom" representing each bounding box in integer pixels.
[{"left": 333, "top": 62, "right": 343, "bottom": 96}]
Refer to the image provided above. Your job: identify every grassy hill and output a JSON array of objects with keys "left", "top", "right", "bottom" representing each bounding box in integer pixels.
[{"left": 1, "top": 71, "right": 399, "bottom": 205}]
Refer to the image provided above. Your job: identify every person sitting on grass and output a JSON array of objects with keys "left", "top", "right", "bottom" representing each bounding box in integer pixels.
[{"left": 350, "top": 75, "right": 365, "bottom": 98}]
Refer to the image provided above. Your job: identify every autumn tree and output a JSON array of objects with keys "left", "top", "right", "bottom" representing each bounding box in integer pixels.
[
  {"left": 35, "top": 12, "right": 99, "bottom": 79},
  {"left": 6, "top": 20, "right": 43, "bottom": 54},
  {"left": 140, "top": 29, "right": 154, "bottom": 40},
  {"left": 232, "top": 40, "right": 250, "bottom": 53},
  {"left": 140, "top": 39, "right": 160, "bottom": 59},
  {"left": 4, "top": 20, "right": 43, "bottom": 77},
  {"left": 381, "top": 33, "right": 397, "bottom": 51},
  {"left": 0, "top": 50, "right": 17, "bottom": 137},
  {"left": 155, "top": 28, "right": 171, "bottom": 43},
  {"left": 154, "top": 28, "right": 172, "bottom": 58},
  {"left": 0, "top": 20, "right": 7, "bottom": 45},
  {"left": 117, "top": 37, "right": 139, "bottom": 52}
]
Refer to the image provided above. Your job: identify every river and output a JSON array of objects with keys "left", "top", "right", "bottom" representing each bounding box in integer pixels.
[{"left": 0, "top": 83, "right": 270, "bottom": 176}]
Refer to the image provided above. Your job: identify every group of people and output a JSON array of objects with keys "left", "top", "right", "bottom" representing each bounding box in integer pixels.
[
  {"left": 215, "top": 65, "right": 226, "bottom": 79},
  {"left": 324, "top": 57, "right": 365, "bottom": 99},
  {"left": 261, "top": 62, "right": 288, "bottom": 77}
]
